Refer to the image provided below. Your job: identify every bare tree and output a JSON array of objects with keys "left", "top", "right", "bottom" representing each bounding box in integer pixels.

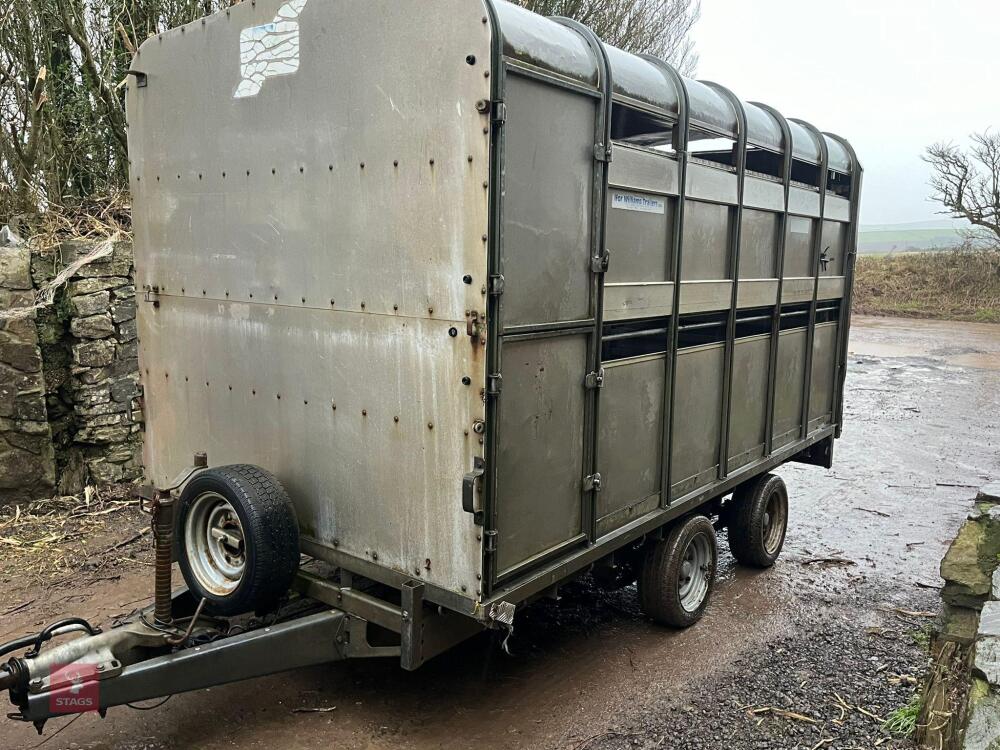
[
  {"left": 0, "top": 0, "right": 232, "bottom": 226},
  {"left": 925, "top": 131, "right": 1000, "bottom": 248},
  {"left": 513, "top": 0, "right": 700, "bottom": 75}
]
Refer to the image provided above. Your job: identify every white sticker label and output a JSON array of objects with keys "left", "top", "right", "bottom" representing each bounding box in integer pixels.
[
  {"left": 611, "top": 192, "right": 665, "bottom": 214},
  {"left": 234, "top": 0, "right": 308, "bottom": 99}
]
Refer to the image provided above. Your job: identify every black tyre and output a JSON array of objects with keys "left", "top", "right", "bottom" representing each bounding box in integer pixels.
[
  {"left": 727, "top": 473, "right": 788, "bottom": 568},
  {"left": 638, "top": 515, "right": 717, "bottom": 628},
  {"left": 177, "top": 464, "right": 300, "bottom": 616}
]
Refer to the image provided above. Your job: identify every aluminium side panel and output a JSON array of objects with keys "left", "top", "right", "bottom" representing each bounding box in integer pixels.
[
  {"left": 493, "top": 71, "right": 596, "bottom": 579},
  {"left": 126, "top": 0, "right": 493, "bottom": 600}
]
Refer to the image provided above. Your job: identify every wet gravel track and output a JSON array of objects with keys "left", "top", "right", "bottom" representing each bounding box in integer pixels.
[{"left": 1, "top": 316, "right": 998, "bottom": 749}]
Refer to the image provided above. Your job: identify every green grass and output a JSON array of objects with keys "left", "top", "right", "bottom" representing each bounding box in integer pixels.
[
  {"left": 911, "top": 626, "right": 931, "bottom": 651},
  {"left": 881, "top": 692, "right": 921, "bottom": 737}
]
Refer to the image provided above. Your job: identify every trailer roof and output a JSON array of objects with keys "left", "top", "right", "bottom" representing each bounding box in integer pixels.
[{"left": 492, "top": 0, "right": 855, "bottom": 173}]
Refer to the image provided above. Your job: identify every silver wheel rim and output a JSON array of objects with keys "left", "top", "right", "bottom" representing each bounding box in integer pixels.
[
  {"left": 762, "top": 489, "right": 787, "bottom": 555},
  {"left": 678, "top": 532, "right": 713, "bottom": 612},
  {"left": 184, "top": 491, "right": 246, "bottom": 595}
]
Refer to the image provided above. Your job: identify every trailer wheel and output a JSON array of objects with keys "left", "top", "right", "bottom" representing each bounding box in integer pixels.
[
  {"left": 727, "top": 473, "right": 788, "bottom": 568},
  {"left": 638, "top": 515, "right": 717, "bottom": 628},
  {"left": 177, "top": 465, "right": 300, "bottom": 616}
]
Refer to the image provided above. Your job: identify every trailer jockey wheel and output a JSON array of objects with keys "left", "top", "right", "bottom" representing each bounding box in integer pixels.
[
  {"left": 726, "top": 473, "right": 788, "bottom": 569},
  {"left": 638, "top": 515, "right": 717, "bottom": 628},
  {"left": 178, "top": 465, "right": 300, "bottom": 616}
]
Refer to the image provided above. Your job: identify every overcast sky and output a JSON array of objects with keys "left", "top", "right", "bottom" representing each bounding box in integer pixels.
[{"left": 694, "top": 0, "right": 1000, "bottom": 226}]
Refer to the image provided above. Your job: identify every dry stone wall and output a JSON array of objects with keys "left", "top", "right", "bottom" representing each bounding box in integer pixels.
[
  {"left": 0, "top": 229, "right": 56, "bottom": 504},
  {"left": 0, "top": 231, "right": 142, "bottom": 504}
]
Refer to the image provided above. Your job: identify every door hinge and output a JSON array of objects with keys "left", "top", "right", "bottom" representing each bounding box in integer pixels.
[
  {"left": 585, "top": 368, "right": 605, "bottom": 389},
  {"left": 591, "top": 249, "right": 610, "bottom": 274},
  {"left": 492, "top": 101, "right": 507, "bottom": 125},
  {"left": 583, "top": 473, "right": 603, "bottom": 492},
  {"left": 487, "top": 373, "right": 503, "bottom": 396},
  {"left": 463, "top": 456, "right": 486, "bottom": 526},
  {"left": 594, "top": 142, "right": 613, "bottom": 163},
  {"left": 483, "top": 529, "right": 498, "bottom": 553},
  {"left": 489, "top": 274, "right": 505, "bottom": 296}
]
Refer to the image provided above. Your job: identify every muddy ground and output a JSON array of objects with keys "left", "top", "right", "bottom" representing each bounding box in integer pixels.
[{"left": 1, "top": 315, "right": 998, "bottom": 750}]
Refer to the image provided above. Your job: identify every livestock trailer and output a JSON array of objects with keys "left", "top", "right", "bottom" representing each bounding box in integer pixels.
[{"left": 2, "top": 0, "right": 861, "bottom": 729}]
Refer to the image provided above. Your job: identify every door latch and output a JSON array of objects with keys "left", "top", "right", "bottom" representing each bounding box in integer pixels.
[
  {"left": 463, "top": 456, "right": 486, "bottom": 526},
  {"left": 591, "top": 250, "right": 610, "bottom": 274},
  {"left": 583, "top": 473, "right": 602, "bottom": 492}
]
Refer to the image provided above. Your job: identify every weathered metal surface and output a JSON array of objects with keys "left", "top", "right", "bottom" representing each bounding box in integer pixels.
[
  {"left": 127, "top": 0, "right": 493, "bottom": 599},
  {"left": 809, "top": 322, "right": 838, "bottom": 424},
  {"left": 739, "top": 209, "right": 780, "bottom": 280},
  {"left": 606, "top": 189, "right": 672, "bottom": 283},
  {"left": 727, "top": 335, "right": 770, "bottom": 472},
  {"left": 609, "top": 145, "right": 680, "bottom": 195},
  {"left": 680, "top": 201, "right": 731, "bottom": 280},
  {"left": 670, "top": 344, "right": 724, "bottom": 498},
  {"left": 501, "top": 74, "right": 595, "bottom": 326},
  {"left": 772, "top": 329, "right": 807, "bottom": 450},
  {"left": 783, "top": 216, "right": 816, "bottom": 277},
  {"left": 598, "top": 355, "right": 664, "bottom": 535},
  {"left": 495, "top": 335, "right": 588, "bottom": 578}
]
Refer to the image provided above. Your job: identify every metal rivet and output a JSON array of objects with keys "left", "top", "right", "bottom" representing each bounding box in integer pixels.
[
  {"left": 428, "top": 307, "right": 434, "bottom": 314},
  {"left": 331, "top": 402, "right": 337, "bottom": 410},
  {"left": 429, "top": 158, "right": 435, "bottom": 166},
  {"left": 330, "top": 299, "right": 335, "bottom": 305},
  {"left": 276, "top": 393, "right": 281, "bottom": 399},
  {"left": 484, "top": 71, "right": 490, "bottom": 79},
  {"left": 427, "top": 422, "right": 434, "bottom": 430},
  {"left": 448, "top": 327, "right": 458, "bottom": 337},
  {"left": 393, "top": 304, "right": 399, "bottom": 311},
  {"left": 482, "top": 234, "right": 488, "bottom": 242},
  {"left": 463, "top": 275, "right": 473, "bottom": 284},
  {"left": 361, "top": 301, "right": 366, "bottom": 309},
  {"left": 394, "top": 416, "right": 399, "bottom": 423},
  {"left": 393, "top": 160, "right": 399, "bottom": 167},
  {"left": 360, "top": 162, "right": 365, "bottom": 169},
  {"left": 362, "top": 409, "right": 367, "bottom": 416},
  {"left": 476, "top": 574, "right": 482, "bottom": 581},
  {"left": 304, "top": 400, "right": 308, "bottom": 405},
  {"left": 299, "top": 166, "right": 304, "bottom": 173},
  {"left": 462, "top": 376, "right": 471, "bottom": 386}
]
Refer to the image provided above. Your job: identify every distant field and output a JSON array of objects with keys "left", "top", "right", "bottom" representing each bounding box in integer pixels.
[
  {"left": 853, "top": 249, "right": 1000, "bottom": 323},
  {"left": 858, "top": 221, "right": 966, "bottom": 254}
]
